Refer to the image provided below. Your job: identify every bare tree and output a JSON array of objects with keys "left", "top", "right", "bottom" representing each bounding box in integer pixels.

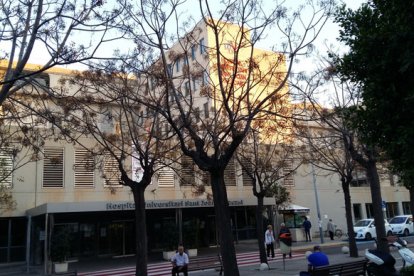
[
  {"left": 0, "top": 72, "right": 63, "bottom": 213},
  {"left": 236, "top": 127, "right": 295, "bottom": 265},
  {"left": 43, "top": 68, "right": 180, "bottom": 276},
  {"left": 0, "top": 0, "right": 126, "bottom": 194},
  {"left": 294, "top": 60, "right": 390, "bottom": 253},
  {"left": 113, "top": 0, "right": 335, "bottom": 274},
  {"left": 0, "top": 0, "right": 124, "bottom": 104}
]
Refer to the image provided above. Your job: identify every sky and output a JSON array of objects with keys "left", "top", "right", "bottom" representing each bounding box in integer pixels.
[{"left": 21, "top": 0, "right": 366, "bottom": 73}]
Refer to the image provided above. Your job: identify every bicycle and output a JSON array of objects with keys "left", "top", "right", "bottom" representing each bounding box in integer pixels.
[
  {"left": 324, "top": 228, "right": 346, "bottom": 239},
  {"left": 335, "top": 229, "right": 344, "bottom": 238}
]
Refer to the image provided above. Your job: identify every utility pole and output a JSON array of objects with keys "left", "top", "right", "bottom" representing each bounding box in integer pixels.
[{"left": 312, "top": 163, "right": 324, "bottom": 244}]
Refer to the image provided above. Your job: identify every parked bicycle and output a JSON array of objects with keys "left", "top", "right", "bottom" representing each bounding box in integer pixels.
[{"left": 324, "top": 228, "right": 346, "bottom": 239}]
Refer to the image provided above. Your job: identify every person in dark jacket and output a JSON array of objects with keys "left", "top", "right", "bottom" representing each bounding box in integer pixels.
[
  {"left": 278, "top": 223, "right": 292, "bottom": 258},
  {"left": 303, "top": 217, "right": 312, "bottom": 242}
]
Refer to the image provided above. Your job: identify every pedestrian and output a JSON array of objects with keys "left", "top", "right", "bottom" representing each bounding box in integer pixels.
[
  {"left": 264, "top": 224, "right": 275, "bottom": 258},
  {"left": 303, "top": 216, "right": 312, "bottom": 242},
  {"left": 299, "top": 245, "right": 329, "bottom": 276},
  {"left": 327, "top": 219, "right": 335, "bottom": 240},
  {"left": 278, "top": 223, "right": 292, "bottom": 258},
  {"left": 171, "top": 245, "right": 189, "bottom": 276}
]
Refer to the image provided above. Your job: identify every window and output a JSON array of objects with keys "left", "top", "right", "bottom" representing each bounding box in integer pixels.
[
  {"left": 202, "top": 171, "right": 210, "bottom": 186},
  {"left": 184, "top": 56, "right": 189, "bottom": 66},
  {"left": 176, "top": 58, "right": 180, "bottom": 72},
  {"left": 365, "top": 203, "right": 374, "bottom": 218},
  {"left": 224, "top": 158, "right": 236, "bottom": 186},
  {"left": 145, "top": 83, "right": 149, "bottom": 95},
  {"left": 45, "top": 104, "right": 63, "bottom": 129},
  {"left": 191, "top": 45, "right": 196, "bottom": 60},
  {"left": 17, "top": 71, "right": 50, "bottom": 89},
  {"left": 184, "top": 81, "right": 190, "bottom": 96},
  {"left": 203, "top": 102, "right": 209, "bottom": 118},
  {"left": 0, "top": 218, "right": 26, "bottom": 263},
  {"left": 158, "top": 167, "right": 175, "bottom": 187},
  {"left": 180, "top": 156, "right": 195, "bottom": 186},
  {"left": 0, "top": 149, "right": 13, "bottom": 187},
  {"left": 240, "top": 160, "right": 253, "bottom": 186},
  {"left": 353, "top": 203, "right": 362, "bottom": 221},
  {"left": 202, "top": 71, "right": 209, "bottom": 86},
  {"left": 351, "top": 166, "right": 368, "bottom": 187},
  {"left": 192, "top": 78, "right": 197, "bottom": 91},
  {"left": 167, "top": 64, "right": 173, "bottom": 77},
  {"left": 74, "top": 149, "right": 94, "bottom": 188},
  {"left": 103, "top": 155, "right": 121, "bottom": 187},
  {"left": 403, "top": 202, "right": 411, "bottom": 214},
  {"left": 43, "top": 148, "right": 64, "bottom": 188},
  {"left": 194, "top": 107, "right": 200, "bottom": 123},
  {"left": 199, "top": 38, "right": 205, "bottom": 54},
  {"left": 283, "top": 159, "right": 294, "bottom": 186},
  {"left": 98, "top": 107, "right": 114, "bottom": 134},
  {"left": 386, "top": 202, "right": 399, "bottom": 218}
]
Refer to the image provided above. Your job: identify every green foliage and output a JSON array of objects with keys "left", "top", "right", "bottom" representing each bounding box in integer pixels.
[
  {"left": 266, "top": 183, "right": 290, "bottom": 206},
  {"left": 333, "top": 0, "right": 414, "bottom": 186},
  {"left": 400, "top": 264, "right": 414, "bottom": 276},
  {"left": 51, "top": 227, "right": 71, "bottom": 263}
]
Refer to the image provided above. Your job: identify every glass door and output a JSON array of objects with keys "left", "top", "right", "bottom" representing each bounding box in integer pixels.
[{"left": 100, "top": 221, "right": 135, "bottom": 257}]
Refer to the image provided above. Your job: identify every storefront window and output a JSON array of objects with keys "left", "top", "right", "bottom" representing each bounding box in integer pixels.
[
  {"left": 403, "top": 202, "right": 411, "bottom": 215},
  {"left": 283, "top": 213, "right": 307, "bottom": 228},
  {"left": 0, "top": 218, "right": 27, "bottom": 263}
]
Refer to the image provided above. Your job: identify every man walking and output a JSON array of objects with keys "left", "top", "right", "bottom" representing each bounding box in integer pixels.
[{"left": 327, "top": 219, "right": 335, "bottom": 240}]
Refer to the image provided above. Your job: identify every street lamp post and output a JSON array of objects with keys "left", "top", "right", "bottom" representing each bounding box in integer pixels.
[{"left": 312, "top": 163, "right": 324, "bottom": 244}]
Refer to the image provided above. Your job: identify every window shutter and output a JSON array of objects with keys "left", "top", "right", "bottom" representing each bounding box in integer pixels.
[
  {"left": 202, "top": 171, "right": 211, "bottom": 186},
  {"left": 283, "top": 159, "right": 294, "bottom": 186},
  {"left": 43, "top": 148, "right": 64, "bottom": 188},
  {"left": 0, "top": 149, "right": 13, "bottom": 187},
  {"left": 74, "top": 149, "right": 94, "bottom": 187},
  {"left": 103, "top": 155, "right": 121, "bottom": 187},
  {"left": 240, "top": 160, "right": 253, "bottom": 186},
  {"left": 224, "top": 158, "right": 236, "bottom": 186},
  {"left": 180, "top": 156, "right": 195, "bottom": 186},
  {"left": 158, "top": 168, "right": 175, "bottom": 187}
]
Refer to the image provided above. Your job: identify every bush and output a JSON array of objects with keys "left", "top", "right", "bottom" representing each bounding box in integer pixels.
[
  {"left": 50, "top": 228, "right": 71, "bottom": 263},
  {"left": 400, "top": 264, "right": 414, "bottom": 276}
]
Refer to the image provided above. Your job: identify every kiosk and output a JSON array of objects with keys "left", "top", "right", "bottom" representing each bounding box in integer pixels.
[{"left": 278, "top": 204, "right": 310, "bottom": 242}]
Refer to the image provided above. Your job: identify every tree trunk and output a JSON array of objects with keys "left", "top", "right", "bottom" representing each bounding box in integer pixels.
[
  {"left": 341, "top": 180, "right": 358, "bottom": 257},
  {"left": 131, "top": 184, "right": 148, "bottom": 276},
  {"left": 366, "top": 160, "right": 388, "bottom": 253},
  {"left": 210, "top": 170, "right": 240, "bottom": 276},
  {"left": 255, "top": 195, "right": 267, "bottom": 264}
]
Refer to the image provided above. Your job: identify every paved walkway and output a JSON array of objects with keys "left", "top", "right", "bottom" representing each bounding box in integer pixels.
[
  {"left": 3, "top": 239, "right": 379, "bottom": 276},
  {"left": 72, "top": 239, "right": 353, "bottom": 276}
]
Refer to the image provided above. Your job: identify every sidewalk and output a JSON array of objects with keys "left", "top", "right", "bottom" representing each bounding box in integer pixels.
[
  {"left": 194, "top": 238, "right": 363, "bottom": 276},
  {"left": 72, "top": 238, "right": 348, "bottom": 274},
  {"left": 80, "top": 239, "right": 350, "bottom": 275},
  {"left": 3, "top": 238, "right": 356, "bottom": 276}
]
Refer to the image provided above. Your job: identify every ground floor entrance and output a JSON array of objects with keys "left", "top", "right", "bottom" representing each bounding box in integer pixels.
[{"left": 25, "top": 204, "right": 259, "bottom": 269}]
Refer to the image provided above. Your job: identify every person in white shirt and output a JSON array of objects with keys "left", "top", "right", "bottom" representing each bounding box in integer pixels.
[
  {"left": 264, "top": 224, "right": 275, "bottom": 258},
  {"left": 171, "top": 245, "right": 189, "bottom": 276}
]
